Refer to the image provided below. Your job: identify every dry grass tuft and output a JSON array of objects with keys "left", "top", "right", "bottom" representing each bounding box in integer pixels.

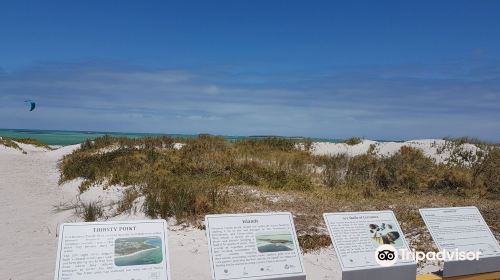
[
  {"left": 0, "top": 137, "right": 22, "bottom": 150},
  {"left": 343, "top": 137, "right": 363, "bottom": 145}
]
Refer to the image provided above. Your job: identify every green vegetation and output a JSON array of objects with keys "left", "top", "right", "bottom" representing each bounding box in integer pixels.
[
  {"left": 13, "top": 138, "right": 53, "bottom": 149},
  {"left": 52, "top": 200, "right": 105, "bottom": 222},
  {"left": 0, "top": 137, "right": 22, "bottom": 150},
  {"left": 116, "top": 187, "right": 141, "bottom": 215},
  {"left": 79, "top": 202, "right": 104, "bottom": 222},
  {"left": 343, "top": 137, "right": 362, "bottom": 145},
  {"left": 436, "top": 137, "right": 486, "bottom": 163},
  {"left": 479, "top": 148, "right": 500, "bottom": 195},
  {"left": 58, "top": 135, "right": 500, "bottom": 251},
  {"left": 298, "top": 234, "right": 332, "bottom": 252},
  {"left": 60, "top": 136, "right": 314, "bottom": 220},
  {"left": 443, "top": 136, "right": 495, "bottom": 148},
  {"left": 0, "top": 137, "right": 52, "bottom": 150}
]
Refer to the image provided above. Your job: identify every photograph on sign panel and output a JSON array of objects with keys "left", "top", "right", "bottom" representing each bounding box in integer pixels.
[
  {"left": 114, "top": 236, "right": 163, "bottom": 266},
  {"left": 369, "top": 223, "right": 403, "bottom": 247},
  {"left": 256, "top": 231, "right": 295, "bottom": 253}
]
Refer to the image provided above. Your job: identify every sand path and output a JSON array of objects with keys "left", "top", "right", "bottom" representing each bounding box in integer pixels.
[{"left": 0, "top": 144, "right": 78, "bottom": 279}]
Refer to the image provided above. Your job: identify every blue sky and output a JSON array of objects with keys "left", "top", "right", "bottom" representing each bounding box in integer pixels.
[{"left": 1, "top": 1, "right": 500, "bottom": 140}]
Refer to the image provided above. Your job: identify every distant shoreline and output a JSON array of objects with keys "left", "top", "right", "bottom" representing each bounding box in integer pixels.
[
  {"left": 0, "top": 128, "right": 344, "bottom": 146},
  {"left": 115, "top": 247, "right": 159, "bottom": 259}
]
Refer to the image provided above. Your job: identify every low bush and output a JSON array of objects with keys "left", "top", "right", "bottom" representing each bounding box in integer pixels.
[
  {"left": 429, "top": 168, "right": 472, "bottom": 195},
  {"left": 14, "top": 138, "right": 52, "bottom": 149},
  {"left": 0, "top": 137, "right": 22, "bottom": 150},
  {"left": 60, "top": 135, "right": 317, "bottom": 220},
  {"left": 116, "top": 187, "right": 141, "bottom": 214},
  {"left": 298, "top": 234, "right": 332, "bottom": 252},
  {"left": 475, "top": 148, "right": 500, "bottom": 195},
  {"left": 77, "top": 202, "right": 104, "bottom": 222},
  {"left": 343, "top": 137, "right": 362, "bottom": 145},
  {"left": 318, "top": 155, "right": 349, "bottom": 187},
  {"left": 59, "top": 136, "right": 499, "bottom": 222},
  {"left": 0, "top": 137, "right": 53, "bottom": 150}
]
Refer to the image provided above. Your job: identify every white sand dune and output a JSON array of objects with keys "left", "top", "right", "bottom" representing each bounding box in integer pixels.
[
  {"left": 312, "top": 139, "right": 482, "bottom": 164},
  {"left": 0, "top": 142, "right": 342, "bottom": 279}
]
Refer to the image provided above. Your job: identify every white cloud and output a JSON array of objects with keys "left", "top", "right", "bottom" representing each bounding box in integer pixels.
[{"left": 0, "top": 61, "right": 499, "bottom": 140}]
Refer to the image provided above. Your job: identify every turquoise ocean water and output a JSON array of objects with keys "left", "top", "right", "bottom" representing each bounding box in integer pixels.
[
  {"left": 114, "top": 238, "right": 163, "bottom": 266},
  {"left": 0, "top": 128, "right": 342, "bottom": 146}
]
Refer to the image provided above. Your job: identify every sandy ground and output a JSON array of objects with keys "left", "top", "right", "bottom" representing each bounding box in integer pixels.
[
  {"left": 0, "top": 144, "right": 78, "bottom": 280},
  {"left": 0, "top": 142, "right": 342, "bottom": 280}
]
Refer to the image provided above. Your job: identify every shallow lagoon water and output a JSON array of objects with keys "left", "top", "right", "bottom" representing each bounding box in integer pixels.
[
  {"left": 114, "top": 247, "right": 163, "bottom": 266},
  {"left": 114, "top": 237, "right": 163, "bottom": 266}
]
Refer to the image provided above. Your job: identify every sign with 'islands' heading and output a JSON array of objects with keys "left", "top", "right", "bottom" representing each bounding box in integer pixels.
[
  {"left": 54, "top": 220, "right": 171, "bottom": 280},
  {"left": 205, "top": 212, "right": 306, "bottom": 280}
]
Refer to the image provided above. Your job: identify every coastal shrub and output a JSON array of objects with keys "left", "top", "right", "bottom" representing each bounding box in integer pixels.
[
  {"left": 58, "top": 135, "right": 500, "bottom": 223},
  {"left": 61, "top": 135, "right": 319, "bottom": 220},
  {"left": 302, "top": 139, "right": 314, "bottom": 152},
  {"left": 329, "top": 146, "right": 437, "bottom": 192},
  {"left": 367, "top": 143, "right": 378, "bottom": 155},
  {"left": 236, "top": 137, "right": 298, "bottom": 152},
  {"left": 80, "top": 139, "right": 93, "bottom": 150},
  {"left": 476, "top": 148, "right": 500, "bottom": 195},
  {"left": 13, "top": 137, "right": 52, "bottom": 149},
  {"left": 344, "top": 137, "right": 362, "bottom": 145},
  {"left": 59, "top": 148, "right": 149, "bottom": 188},
  {"left": 79, "top": 202, "right": 104, "bottom": 222},
  {"left": 298, "top": 234, "right": 332, "bottom": 253},
  {"left": 429, "top": 168, "right": 471, "bottom": 196},
  {"left": 448, "top": 146, "right": 480, "bottom": 166},
  {"left": 346, "top": 154, "right": 379, "bottom": 182},
  {"left": 0, "top": 137, "right": 22, "bottom": 150},
  {"left": 395, "top": 165, "right": 421, "bottom": 192},
  {"left": 384, "top": 146, "right": 434, "bottom": 191},
  {"left": 319, "top": 155, "right": 348, "bottom": 187},
  {"left": 374, "top": 166, "right": 391, "bottom": 189},
  {"left": 143, "top": 176, "right": 228, "bottom": 219},
  {"left": 116, "top": 187, "right": 141, "bottom": 214},
  {"left": 444, "top": 136, "right": 491, "bottom": 148},
  {"left": 361, "top": 183, "right": 376, "bottom": 198},
  {"left": 0, "top": 137, "right": 53, "bottom": 150},
  {"left": 79, "top": 135, "right": 115, "bottom": 151},
  {"left": 79, "top": 135, "right": 179, "bottom": 151}
]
